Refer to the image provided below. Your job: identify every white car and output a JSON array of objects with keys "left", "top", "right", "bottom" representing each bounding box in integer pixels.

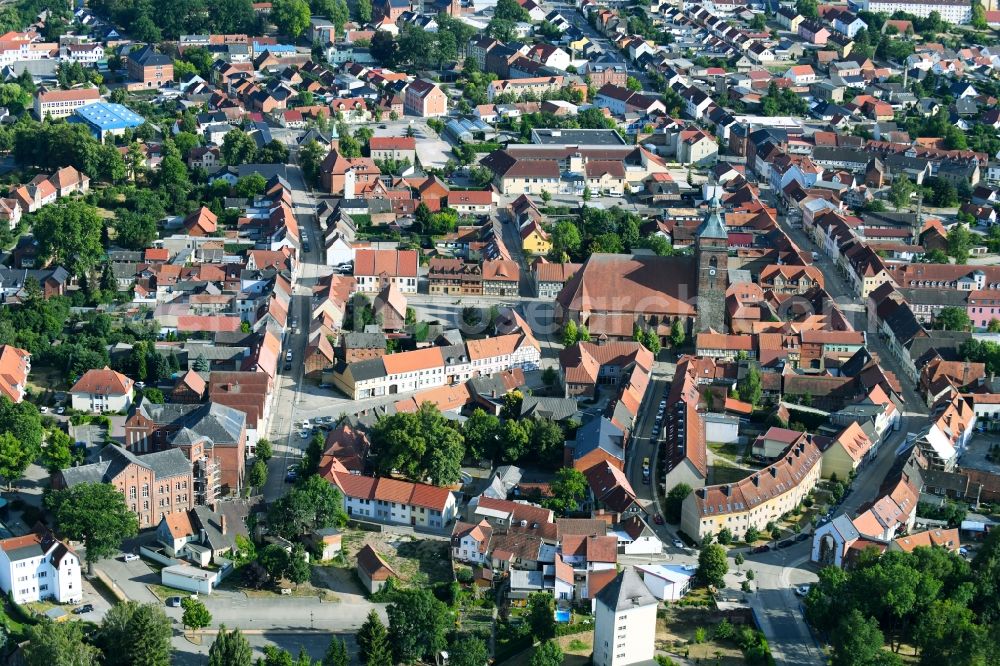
[
  {"left": 673, "top": 539, "right": 684, "bottom": 549},
  {"left": 658, "top": 400, "right": 667, "bottom": 409},
  {"left": 299, "top": 430, "right": 310, "bottom": 439},
  {"left": 123, "top": 553, "right": 140, "bottom": 562},
  {"left": 795, "top": 585, "right": 810, "bottom": 597},
  {"left": 39, "top": 406, "right": 48, "bottom": 413}
]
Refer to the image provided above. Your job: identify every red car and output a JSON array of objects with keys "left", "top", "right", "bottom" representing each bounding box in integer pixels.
[{"left": 653, "top": 514, "right": 664, "bottom": 525}]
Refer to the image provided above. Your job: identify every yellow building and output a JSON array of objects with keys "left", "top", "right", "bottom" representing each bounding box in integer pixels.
[
  {"left": 520, "top": 220, "right": 552, "bottom": 255},
  {"left": 681, "top": 439, "right": 822, "bottom": 541},
  {"left": 820, "top": 422, "right": 875, "bottom": 480}
]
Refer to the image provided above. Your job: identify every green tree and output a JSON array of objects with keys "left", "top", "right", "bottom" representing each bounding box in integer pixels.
[
  {"left": 449, "top": 637, "right": 489, "bottom": 666},
  {"left": 546, "top": 467, "right": 587, "bottom": 514},
  {"left": 462, "top": 408, "right": 502, "bottom": 461},
  {"left": 670, "top": 319, "right": 686, "bottom": 348},
  {"left": 299, "top": 139, "right": 325, "bottom": 187},
  {"left": 889, "top": 175, "right": 914, "bottom": 211},
  {"left": 947, "top": 223, "right": 972, "bottom": 264},
  {"left": 24, "top": 618, "right": 102, "bottom": 666},
  {"left": 46, "top": 482, "right": 139, "bottom": 574},
  {"left": 256, "top": 437, "right": 273, "bottom": 463},
  {"left": 934, "top": 306, "right": 971, "bottom": 331},
  {"left": 287, "top": 544, "right": 311, "bottom": 584},
  {"left": 248, "top": 458, "right": 268, "bottom": 489},
  {"left": 370, "top": 402, "right": 465, "bottom": 485},
  {"left": 626, "top": 76, "right": 643, "bottom": 91},
  {"left": 988, "top": 319, "right": 1000, "bottom": 333},
  {"left": 716, "top": 527, "right": 733, "bottom": 545},
  {"left": 697, "top": 543, "right": 728, "bottom": 588},
  {"left": 273, "top": 0, "right": 312, "bottom": 37},
  {"left": 358, "top": 609, "right": 390, "bottom": 663},
  {"left": 796, "top": 0, "right": 818, "bottom": 19},
  {"left": 529, "top": 640, "right": 564, "bottom": 666},
  {"left": 831, "top": 609, "right": 895, "bottom": 666},
  {"left": 113, "top": 210, "right": 158, "bottom": 250},
  {"left": 181, "top": 597, "right": 212, "bottom": 631},
  {"left": 208, "top": 626, "right": 253, "bottom": 666},
  {"left": 99, "top": 602, "right": 173, "bottom": 666},
  {"left": 30, "top": 200, "right": 104, "bottom": 277},
  {"left": 972, "top": 0, "right": 988, "bottom": 28},
  {"left": 357, "top": 0, "right": 373, "bottom": 22},
  {"left": 924, "top": 248, "right": 950, "bottom": 264},
  {"left": 744, "top": 525, "right": 760, "bottom": 544},
  {"left": 235, "top": 173, "right": 267, "bottom": 198},
  {"left": 221, "top": 129, "right": 258, "bottom": 165},
  {"left": 0, "top": 431, "right": 35, "bottom": 489},
  {"left": 495, "top": 0, "right": 530, "bottom": 20},
  {"left": 738, "top": 364, "right": 763, "bottom": 406},
  {"left": 562, "top": 319, "right": 579, "bottom": 347},
  {"left": 387, "top": 588, "right": 450, "bottom": 663},
  {"left": 259, "top": 543, "right": 291, "bottom": 581},
  {"left": 526, "top": 591, "right": 556, "bottom": 640},
  {"left": 664, "top": 483, "right": 692, "bottom": 523},
  {"left": 266, "top": 474, "right": 347, "bottom": 539},
  {"left": 323, "top": 636, "right": 350, "bottom": 666},
  {"left": 551, "top": 220, "right": 581, "bottom": 258},
  {"left": 43, "top": 428, "right": 74, "bottom": 473}
]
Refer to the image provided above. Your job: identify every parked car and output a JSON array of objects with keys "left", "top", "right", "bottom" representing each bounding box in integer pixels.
[
  {"left": 39, "top": 406, "right": 48, "bottom": 413},
  {"left": 285, "top": 350, "right": 293, "bottom": 361},
  {"left": 777, "top": 540, "right": 793, "bottom": 549},
  {"left": 56, "top": 406, "right": 65, "bottom": 414},
  {"left": 285, "top": 470, "right": 297, "bottom": 483},
  {"left": 284, "top": 361, "right": 292, "bottom": 371},
  {"left": 795, "top": 532, "right": 810, "bottom": 542},
  {"left": 653, "top": 514, "right": 664, "bottom": 525},
  {"left": 122, "top": 553, "right": 139, "bottom": 562},
  {"left": 299, "top": 430, "right": 310, "bottom": 439},
  {"left": 166, "top": 597, "right": 183, "bottom": 607},
  {"left": 752, "top": 545, "right": 771, "bottom": 554},
  {"left": 795, "top": 585, "right": 811, "bottom": 597},
  {"left": 672, "top": 539, "right": 684, "bottom": 549},
  {"left": 72, "top": 604, "right": 94, "bottom": 614}
]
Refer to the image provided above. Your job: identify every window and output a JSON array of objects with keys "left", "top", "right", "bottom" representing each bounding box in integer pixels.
[
  {"left": 129, "top": 486, "right": 137, "bottom": 499},
  {"left": 142, "top": 484, "right": 149, "bottom": 497}
]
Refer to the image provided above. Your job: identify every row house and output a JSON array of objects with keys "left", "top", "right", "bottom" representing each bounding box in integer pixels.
[
  {"left": 333, "top": 330, "right": 541, "bottom": 400},
  {"left": 326, "top": 469, "right": 457, "bottom": 528}
]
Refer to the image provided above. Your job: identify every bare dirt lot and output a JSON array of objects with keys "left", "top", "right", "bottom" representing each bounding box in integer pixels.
[{"left": 340, "top": 529, "right": 452, "bottom": 586}]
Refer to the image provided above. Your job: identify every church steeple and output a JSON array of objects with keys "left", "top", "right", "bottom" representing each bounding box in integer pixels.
[{"left": 695, "top": 189, "right": 729, "bottom": 333}]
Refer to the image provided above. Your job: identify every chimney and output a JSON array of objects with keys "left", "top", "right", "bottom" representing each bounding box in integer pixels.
[{"left": 220, "top": 514, "right": 227, "bottom": 535}]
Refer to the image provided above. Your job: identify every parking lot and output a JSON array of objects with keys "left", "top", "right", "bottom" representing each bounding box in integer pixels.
[
  {"left": 371, "top": 119, "right": 453, "bottom": 169},
  {"left": 959, "top": 431, "right": 1000, "bottom": 475}
]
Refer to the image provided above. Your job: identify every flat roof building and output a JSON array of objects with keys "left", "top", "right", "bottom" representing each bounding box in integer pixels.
[{"left": 71, "top": 102, "right": 145, "bottom": 141}]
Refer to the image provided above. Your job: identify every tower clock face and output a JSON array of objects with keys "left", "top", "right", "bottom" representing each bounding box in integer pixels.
[{"left": 709, "top": 268, "right": 716, "bottom": 276}]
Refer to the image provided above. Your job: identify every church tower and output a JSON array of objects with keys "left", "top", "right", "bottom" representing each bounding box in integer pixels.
[{"left": 695, "top": 193, "right": 728, "bottom": 332}]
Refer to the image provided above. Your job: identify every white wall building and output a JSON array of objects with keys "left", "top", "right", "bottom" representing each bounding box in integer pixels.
[
  {"left": 593, "top": 568, "right": 658, "bottom": 666},
  {"left": 0, "top": 530, "right": 82, "bottom": 605},
  {"left": 636, "top": 564, "right": 693, "bottom": 602},
  {"left": 860, "top": 0, "right": 970, "bottom": 23}
]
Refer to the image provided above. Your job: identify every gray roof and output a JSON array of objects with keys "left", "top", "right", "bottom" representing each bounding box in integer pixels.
[
  {"left": 344, "top": 357, "right": 386, "bottom": 382},
  {"left": 342, "top": 331, "right": 384, "bottom": 350},
  {"left": 519, "top": 396, "right": 579, "bottom": 421},
  {"left": 192, "top": 505, "right": 239, "bottom": 552},
  {"left": 60, "top": 445, "right": 191, "bottom": 486},
  {"left": 135, "top": 400, "right": 246, "bottom": 446},
  {"left": 573, "top": 416, "right": 624, "bottom": 463},
  {"left": 829, "top": 514, "right": 860, "bottom": 542},
  {"left": 530, "top": 128, "right": 626, "bottom": 146},
  {"left": 696, "top": 195, "right": 727, "bottom": 240},
  {"left": 596, "top": 567, "right": 657, "bottom": 611}
]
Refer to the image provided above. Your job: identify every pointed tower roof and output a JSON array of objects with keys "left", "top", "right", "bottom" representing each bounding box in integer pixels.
[
  {"left": 697, "top": 192, "right": 728, "bottom": 240},
  {"left": 595, "top": 566, "right": 657, "bottom": 612}
]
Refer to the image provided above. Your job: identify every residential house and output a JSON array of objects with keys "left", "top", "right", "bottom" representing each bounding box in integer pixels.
[
  {"left": 0, "top": 529, "right": 81, "bottom": 605},
  {"left": 69, "top": 366, "right": 135, "bottom": 413},
  {"left": 404, "top": 79, "right": 447, "bottom": 117}
]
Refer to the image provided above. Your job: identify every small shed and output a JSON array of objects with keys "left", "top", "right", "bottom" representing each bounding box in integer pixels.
[
  {"left": 635, "top": 564, "right": 692, "bottom": 602},
  {"left": 307, "top": 527, "right": 343, "bottom": 561},
  {"left": 162, "top": 564, "right": 215, "bottom": 595},
  {"left": 356, "top": 544, "right": 395, "bottom": 594}
]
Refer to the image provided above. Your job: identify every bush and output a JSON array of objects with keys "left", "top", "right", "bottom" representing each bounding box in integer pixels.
[
  {"left": 693, "top": 627, "right": 707, "bottom": 644},
  {"left": 713, "top": 618, "right": 735, "bottom": 641}
]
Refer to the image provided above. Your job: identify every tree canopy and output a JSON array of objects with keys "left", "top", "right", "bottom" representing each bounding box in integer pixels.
[
  {"left": 370, "top": 402, "right": 465, "bottom": 485},
  {"left": 387, "top": 588, "right": 451, "bottom": 663},
  {"left": 46, "top": 482, "right": 139, "bottom": 571}
]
